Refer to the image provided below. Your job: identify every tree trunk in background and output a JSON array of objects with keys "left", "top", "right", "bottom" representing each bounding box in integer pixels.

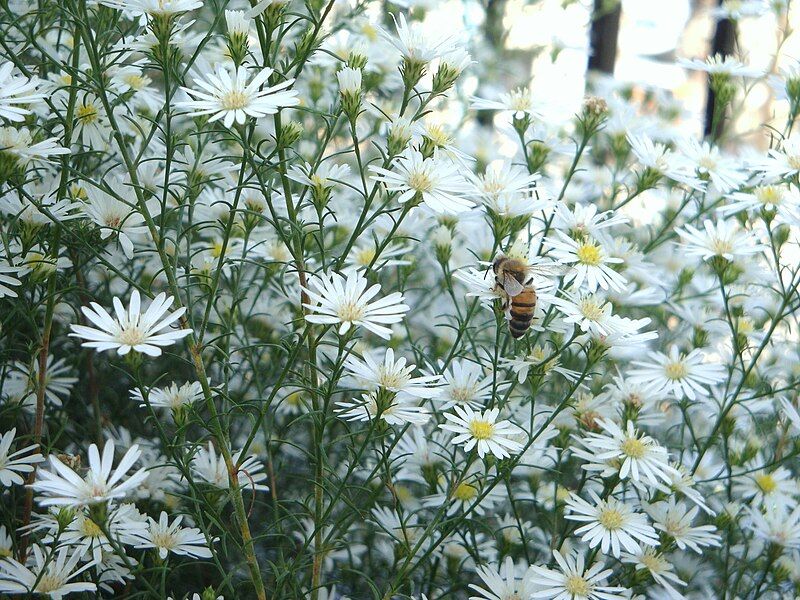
[
  {"left": 588, "top": 0, "right": 622, "bottom": 75},
  {"left": 704, "top": 1, "right": 737, "bottom": 138}
]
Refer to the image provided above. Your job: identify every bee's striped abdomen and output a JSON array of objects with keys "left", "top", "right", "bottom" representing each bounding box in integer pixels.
[{"left": 508, "top": 287, "right": 537, "bottom": 338}]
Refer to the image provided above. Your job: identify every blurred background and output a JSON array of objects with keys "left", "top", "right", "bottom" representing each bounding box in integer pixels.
[{"left": 401, "top": 0, "right": 797, "bottom": 147}]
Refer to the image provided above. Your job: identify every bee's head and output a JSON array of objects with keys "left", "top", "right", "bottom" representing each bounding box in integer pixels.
[{"left": 492, "top": 255, "right": 506, "bottom": 273}]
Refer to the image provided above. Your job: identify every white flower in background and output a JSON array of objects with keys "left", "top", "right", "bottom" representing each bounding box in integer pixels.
[
  {"left": 470, "top": 86, "right": 545, "bottom": 119},
  {"left": 676, "top": 137, "right": 747, "bottom": 193},
  {"left": 82, "top": 183, "right": 153, "bottom": 259},
  {"left": 751, "top": 135, "right": 800, "bottom": 180},
  {"left": 378, "top": 13, "right": 456, "bottom": 63},
  {"left": 0, "top": 62, "right": 45, "bottom": 122},
  {"left": 549, "top": 290, "right": 640, "bottom": 338},
  {"left": 733, "top": 466, "right": 797, "bottom": 510},
  {"left": 436, "top": 359, "right": 500, "bottom": 409},
  {"left": 628, "top": 347, "right": 725, "bottom": 400},
  {"left": 627, "top": 133, "right": 704, "bottom": 190},
  {"left": 574, "top": 418, "right": 678, "bottom": 487},
  {"left": 620, "top": 548, "right": 686, "bottom": 599},
  {"left": 676, "top": 219, "right": 765, "bottom": 262},
  {"left": 287, "top": 161, "right": 350, "bottom": 190},
  {"left": 302, "top": 269, "right": 409, "bottom": 339},
  {"left": 133, "top": 512, "right": 214, "bottom": 559},
  {"left": 546, "top": 230, "right": 627, "bottom": 293},
  {"left": 645, "top": 499, "right": 721, "bottom": 553},
  {"left": 552, "top": 202, "right": 629, "bottom": 241},
  {"left": 0, "top": 259, "right": 22, "bottom": 298},
  {"left": 176, "top": 66, "right": 299, "bottom": 127},
  {"left": 99, "top": 0, "right": 203, "bottom": 16},
  {"left": 0, "top": 127, "right": 70, "bottom": 163},
  {"left": 12, "top": 355, "right": 77, "bottom": 407},
  {"left": 31, "top": 441, "right": 147, "bottom": 507},
  {"left": 0, "top": 428, "right": 44, "bottom": 486},
  {"left": 529, "top": 549, "right": 627, "bottom": 600},
  {"left": 370, "top": 149, "right": 473, "bottom": 214},
  {"left": 70, "top": 289, "right": 192, "bottom": 357},
  {"left": 565, "top": 492, "right": 659, "bottom": 558},
  {"left": 678, "top": 53, "right": 764, "bottom": 78},
  {"left": 747, "top": 504, "right": 800, "bottom": 549},
  {"left": 191, "top": 442, "right": 269, "bottom": 492},
  {"left": 335, "top": 392, "right": 430, "bottom": 426},
  {"left": 469, "top": 556, "right": 536, "bottom": 600},
  {"left": 720, "top": 183, "right": 800, "bottom": 223},
  {"left": 344, "top": 348, "right": 442, "bottom": 400},
  {"left": 0, "top": 546, "right": 96, "bottom": 597},
  {"left": 439, "top": 405, "right": 524, "bottom": 459},
  {"left": 58, "top": 503, "right": 147, "bottom": 563},
  {"left": 131, "top": 381, "right": 203, "bottom": 412}
]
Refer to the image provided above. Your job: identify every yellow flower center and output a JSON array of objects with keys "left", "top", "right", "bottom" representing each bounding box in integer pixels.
[
  {"left": 755, "top": 185, "right": 782, "bottom": 206},
  {"left": 36, "top": 574, "right": 65, "bottom": 593},
  {"left": 118, "top": 327, "right": 146, "bottom": 347},
  {"left": 597, "top": 507, "right": 625, "bottom": 530},
  {"left": 80, "top": 518, "right": 103, "bottom": 538},
  {"left": 564, "top": 575, "right": 591, "bottom": 596},
  {"left": 621, "top": 437, "right": 647, "bottom": 459},
  {"left": 76, "top": 103, "right": 99, "bottom": 124},
  {"left": 664, "top": 360, "right": 688, "bottom": 380},
  {"left": 337, "top": 301, "right": 365, "bottom": 322},
  {"left": 453, "top": 481, "right": 478, "bottom": 501},
  {"left": 468, "top": 419, "right": 494, "bottom": 440},
  {"left": 755, "top": 473, "right": 777, "bottom": 494},
  {"left": 579, "top": 297, "right": 605, "bottom": 322},
  {"left": 576, "top": 242, "right": 602, "bottom": 266},
  {"left": 407, "top": 171, "right": 434, "bottom": 193},
  {"left": 221, "top": 90, "right": 249, "bottom": 110},
  {"left": 354, "top": 246, "right": 376, "bottom": 266},
  {"left": 150, "top": 530, "right": 177, "bottom": 551},
  {"left": 124, "top": 73, "right": 150, "bottom": 90}
]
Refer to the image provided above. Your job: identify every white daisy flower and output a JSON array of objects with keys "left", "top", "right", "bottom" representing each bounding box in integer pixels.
[
  {"left": 747, "top": 504, "right": 800, "bottom": 549},
  {"left": 564, "top": 492, "right": 659, "bottom": 558},
  {"left": 302, "top": 269, "right": 409, "bottom": 339},
  {"left": 335, "top": 392, "right": 430, "bottom": 426},
  {"left": 370, "top": 149, "right": 473, "bottom": 214},
  {"left": 190, "top": 442, "right": 269, "bottom": 492},
  {"left": 469, "top": 556, "right": 536, "bottom": 600},
  {"left": 131, "top": 381, "right": 203, "bottom": 412},
  {"left": 0, "top": 428, "right": 44, "bottom": 487},
  {"left": 82, "top": 183, "right": 153, "bottom": 259},
  {"left": 645, "top": 499, "right": 721, "bottom": 553},
  {"left": 31, "top": 440, "right": 147, "bottom": 507},
  {"left": 436, "top": 359, "right": 500, "bottom": 409},
  {"left": 545, "top": 231, "right": 627, "bottom": 293},
  {"left": 378, "top": 13, "right": 457, "bottom": 64},
  {"left": 0, "top": 546, "right": 96, "bottom": 597},
  {"left": 0, "top": 62, "right": 45, "bottom": 122},
  {"left": 676, "top": 219, "right": 765, "bottom": 262},
  {"left": 133, "top": 511, "right": 214, "bottom": 560},
  {"left": 733, "top": 465, "right": 797, "bottom": 510},
  {"left": 628, "top": 347, "right": 725, "bottom": 400},
  {"left": 620, "top": 548, "right": 686, "bottom": 600},
  {"left": 676, "top": 137, "right": 748, "bottom": 193},
  {"left": 751, "top": 135, "right": 800, "bottom": 180},
  {"left": 470, "top": 86, "right": 545, "bottom": 119},
  {"left": 0, "top": 127, "right": 69, "bottom": 164},
  {"left": 574, "top": 418, "right": 678, "bottom": 487},
  {"left": 678, "top": 53, "right": 764, "bottom": 78},
  {"left": 69, "top": 289, "right": 192, "bottom": 357},
  {"left": 719, "top": 183, "right": 800, "bottom": 224},
  {"left": 529, "top": 549, "right": 628, "bottom": 600},
  {"left": 176, "top": 65, "right": 299, "bottom": 128},
  {"left": 627, "top": 133, "right": 704, "bottom": 190},
  {"left": 344, "top": 348, "right": 442, "bottom": 400},
  {"left": 439, "top": 405, "right": 524, "bottom": 459}
]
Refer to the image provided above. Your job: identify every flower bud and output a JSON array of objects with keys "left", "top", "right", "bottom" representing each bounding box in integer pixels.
[
  {"left": 337, "top": 67, "right": 363, "bottom": 125},
  {"left": 387, "top": 117, "right": 412, "bottom": 157},
  {"left": 277, "top": 120, "right": 303, "bottom": 149},
  {"left": 225, "top": 10, "right": 250, "bottom": 65}
]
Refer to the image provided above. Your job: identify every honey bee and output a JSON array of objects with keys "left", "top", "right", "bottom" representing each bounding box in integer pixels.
[{"left": 493, "top": 255, "right": 538, "bottom": 338}]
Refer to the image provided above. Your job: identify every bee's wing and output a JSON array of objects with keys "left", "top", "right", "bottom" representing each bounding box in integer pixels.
[
  {"left": 502, "top": 273, "right": 525, "bottom": 297},
  {"left": 529, "top": 262, "right": 567, "bottom": 277}
]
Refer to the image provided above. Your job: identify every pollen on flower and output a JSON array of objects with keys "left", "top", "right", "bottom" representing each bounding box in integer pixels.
[
  {"left": 453, "top": 481, "right": 478, "bottom": 501},
  {"left": 80, "top": 518, "right": 103, "bottom": 538},
  {"left": 597, "top": 507, "right": 625, "bottom": 530},
  {"left": 76, "top": 103, "right": 99, "bottom": 124},
  {"left": 407, "top": 170, "right": 434, "bottom": 193},
  {"left": 664, "top": 360, "right": 688, "bottom": 380},
  {"left": 576, "top": 242, "right": 602, "bottom": 266},
  {"left": 621, "top": 437, "right": 647, "bottom": 459},
  {"left": 755, "top": 473, "right": 777, "bottom": 494},
  {"left": 221, "top": 90, "right": 249, "bottom": 110},
  {"left": 564, "top": 575, "right": 591, "bottom": 596},
  {"left": 468, "top": 418, "right": 494, "bottom": 440},
  {"left": 579, "top": 296, "right": 605, "bottom": 321}
]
